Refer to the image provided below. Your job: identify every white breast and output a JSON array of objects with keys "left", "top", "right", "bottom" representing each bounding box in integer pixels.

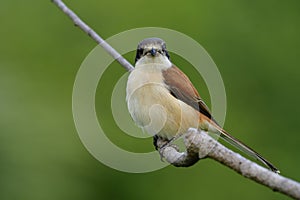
[{"left": 126, "top": 57, "right": 199, "bottom": 140}]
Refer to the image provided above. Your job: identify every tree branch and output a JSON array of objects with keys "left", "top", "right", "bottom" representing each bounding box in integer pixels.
[
  {"left": 51, "top": 1, "right": 300, "bottom": 199},
  {"left": 51, "top": 0, "right": 134, "bottom": 72},
  {"left": 156, "top": 128, "right": 300, "bottom": 199}
]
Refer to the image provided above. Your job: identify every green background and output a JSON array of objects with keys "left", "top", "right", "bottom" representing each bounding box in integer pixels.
[{"left": 1, "top": 0, "right": 299, "bottom": 199}]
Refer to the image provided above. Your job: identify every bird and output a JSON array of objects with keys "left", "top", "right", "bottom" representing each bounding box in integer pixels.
[{"left": 126, "top": 37, "right": 279, "bottom": 173}]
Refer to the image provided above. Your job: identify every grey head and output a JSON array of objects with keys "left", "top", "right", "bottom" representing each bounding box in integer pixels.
[{"left": 135, "top": 38, "right": 170, "bottom": 63}]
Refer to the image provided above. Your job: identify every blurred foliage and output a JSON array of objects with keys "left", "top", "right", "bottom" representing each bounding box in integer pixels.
[{"left": 0, "top": 0, "right": 300, "bottom": 199}]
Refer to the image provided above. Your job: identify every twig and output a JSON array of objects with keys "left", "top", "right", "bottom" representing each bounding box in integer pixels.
[
  {"left": 51, "top": 1, "right": 300, "bottom": 199},
  {"left": 51, "top": 0, "right": 134, "bottom": 72},
  {"left": 156, "top": 129, "right": 300, "bottom": 199}
]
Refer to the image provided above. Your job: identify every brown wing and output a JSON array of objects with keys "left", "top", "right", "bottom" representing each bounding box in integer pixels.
[{"left": 162, "top": 65, "right": 213, "bottom": 120}]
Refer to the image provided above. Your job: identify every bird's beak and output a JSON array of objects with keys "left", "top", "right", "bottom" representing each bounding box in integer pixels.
[{"left": 150, "top": 48, "right": 157, "bottom": 56}]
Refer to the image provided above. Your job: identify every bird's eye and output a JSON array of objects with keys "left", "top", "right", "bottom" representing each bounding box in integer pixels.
[
  {"left": 138, "top": 48, "right": 144, "bottom": 55},
  {"left": 165, "top": 49, "right": 170, "bottom": 59},
  {"left": 135, "top": 48, "right": 144, "bottom": 63}
]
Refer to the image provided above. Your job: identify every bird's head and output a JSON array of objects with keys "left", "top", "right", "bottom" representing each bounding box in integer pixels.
[{"left": 135, "top": 38, "right": 170, "bottom": 64}]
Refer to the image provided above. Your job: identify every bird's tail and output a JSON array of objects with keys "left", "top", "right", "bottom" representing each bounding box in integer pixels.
[{"left": 208, "top": 121, "right": 279, "bottom": 173}]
